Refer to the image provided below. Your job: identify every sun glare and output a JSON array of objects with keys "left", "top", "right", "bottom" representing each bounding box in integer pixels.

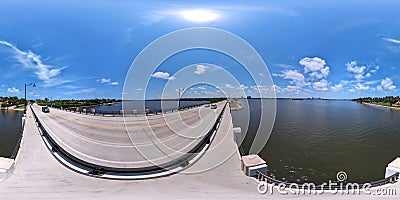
[{"left": 181, "top": 9, "right": 219, "bottom": 22}]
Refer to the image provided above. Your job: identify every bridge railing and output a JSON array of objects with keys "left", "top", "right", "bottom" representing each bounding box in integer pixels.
[
  {"left": 256, "top": 170, "right": 399, "bottom": 190},
  {"left": 10, "top": 118, "right": 24, "bottom": 159},
  {"left": 54, "top": 103, "right": 209, "bottom": 117}
]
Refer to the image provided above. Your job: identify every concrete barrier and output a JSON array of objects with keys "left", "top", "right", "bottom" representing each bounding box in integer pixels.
[
  {"left": 386, "top": 157, "right": 400, "bottom": 178},
  {"left": 0, "top": 157, "right": 14, "bottom": 181},
  {"left": 241, "top": 155, "right": 267, "bottom": 177},
  {"left": 232, "top": 127, "right": 268, "bottom": 178}
]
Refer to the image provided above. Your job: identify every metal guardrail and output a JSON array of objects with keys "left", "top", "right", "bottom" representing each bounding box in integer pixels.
[
  {"left": 256, "top": 170, "right": 400, "bottom": 190},
  {"left": 30, "top": 102, "right": 227, "bottom": 179},
  {"left": 237, "top": 146, "right": 245, "bottom": 156},
  {"left": 10, "top": 115, "right": 25, "bottom": 159}
]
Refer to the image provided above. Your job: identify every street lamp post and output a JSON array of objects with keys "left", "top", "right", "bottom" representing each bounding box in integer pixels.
[
  {"left": 24, "top": 83, "right": 36, "bottom": 113},
  {"left": 178, "top": 88, "right": 184, "bottom": 109}
]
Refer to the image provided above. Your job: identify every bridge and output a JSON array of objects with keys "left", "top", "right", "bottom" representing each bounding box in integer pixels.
[{"left": 30, "top": 101, "right": 227, "bottom": 178}]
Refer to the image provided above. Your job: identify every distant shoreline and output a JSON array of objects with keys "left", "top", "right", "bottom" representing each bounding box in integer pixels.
[
  {"left": 362, "top": 102, "right": 400, "bottom": 110},
  {"left": 229, "top": 100, "right": 243, "bottom": 111},
  {"left": 0, "top": 104, "right": 25, "bottom": 111}
]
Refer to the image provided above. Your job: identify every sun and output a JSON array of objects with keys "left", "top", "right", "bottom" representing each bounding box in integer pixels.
[{"left": 180, "top": 9, "right": 219, "bottom": 23}]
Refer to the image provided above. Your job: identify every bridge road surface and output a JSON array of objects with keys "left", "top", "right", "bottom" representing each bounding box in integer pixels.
[{"left": 31, "top": 102, "right": 226, "bottom": 170}]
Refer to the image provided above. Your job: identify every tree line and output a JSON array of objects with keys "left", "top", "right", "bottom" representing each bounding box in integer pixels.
[
  {"left": 37, "top": 98, "right": 119, "bottom": 108},
  {"left": 353, "top": 96, "right": 400, "bottom": 105},
  {"left": 0, "top": 96, "right": 27, "bottom": 107}
]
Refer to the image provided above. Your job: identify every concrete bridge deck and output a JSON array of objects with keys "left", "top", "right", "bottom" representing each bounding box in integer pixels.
[{"left": 30, "top": 102, "right": 225, "bottom": 171}]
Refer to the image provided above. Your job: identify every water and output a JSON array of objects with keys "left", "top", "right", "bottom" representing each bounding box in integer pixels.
[
  {"left": 232, "top": 99, "right": 400, "bottom": 184},
  {"left": 0, "top": 110, "right": 23, "bottom": 158},
  {"left": 91, "top": 100, "right": 209, "bottom": 113}
]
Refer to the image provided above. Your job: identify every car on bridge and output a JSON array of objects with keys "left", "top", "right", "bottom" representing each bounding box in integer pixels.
[{"left": 42, "top": 106, "right": 50, "bottom": 113}]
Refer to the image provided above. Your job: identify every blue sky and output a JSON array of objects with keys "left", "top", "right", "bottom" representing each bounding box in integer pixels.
[{"left": 1, "top": 0, "right": 400, "bottom": 99}]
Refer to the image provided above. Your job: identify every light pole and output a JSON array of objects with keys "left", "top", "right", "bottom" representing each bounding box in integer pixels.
[
  {"left": 24, "top": 83, "right": 36, "bottom": 113},
  {"left": 178, "top": 88, "right": 184, "bottom": 109}
]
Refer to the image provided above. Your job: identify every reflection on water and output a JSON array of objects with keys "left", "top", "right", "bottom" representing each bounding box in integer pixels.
[
  {"left": 0, "top": 110, "right": 23, "bottom": 158},
  {"left": 232, "top": 99, "right": 400, "bottom": 184}
]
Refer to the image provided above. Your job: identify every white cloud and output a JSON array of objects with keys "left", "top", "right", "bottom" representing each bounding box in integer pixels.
[
  {"left": 97, "top": 78, "right": 119, "bottom": 86},
  {"left": 272, "top": 73, "right": 279, "bottom": 77},
  {"left": 312, "top": 79, "right": 328, "bottom": 91},
  {"left": 251, "top": 85, "right": 278, "bottom": 94},
  {"left": 272, "top": 85, "right": 281, "bottom": 93},
  {"left": 370, "top": 65, "right": 380, "bottom": 73},
  {"left": 274, "top": 69, "right": 311, "bottom": 94},
  {"left": 364, "top": 80, "right": 379, "bottom": 85},
  {"left": 346, "top": 61, "right": 366, "bottom": 74},
  {"left": 299, "top": 57, "right": 330, "bottom": 79},
  {"left": 281, "top": 70, "right": 305, "bottom": 85},
  {"left": 99, "top": 78, "right": 111, "bottom": 84},
  {"left": 275, "top": 64, "right": 295, "bottom": 69},
  {"left": 331, "top": 83, "right": 343, "bottom": 91},
  {"left": 194, "top": 64, "right": 208, "bottom": 75},
  {"left": 225, "top": 84, "right": 234, "bottom": 89},
  {"left": 284, "top": 85, "right": 302, "bottom": 93},
  {"left": 378, "top": 77, "right": 396, "bottom": 90},
  {"left": 198, "top": 86, "right": 206, "bottom": 90},
  {"left": 151, "top": 72, "right": 175, "bottom": 80},
  {"left": 0, "top": 40, "right": 67, "bottom": 87},
  {"left": 383, "top": 37, "right": 400, "bottom": 44},
  {"left": 331, "top": 81, "right": 347, "bottom": 92},
  {"left": 237, "top": 84, "right": 248, "bottom": 90},
  {"left": 346, "top": 61, "right": 367, "bottom": 81},
  {"left": 355, "top": 83, "right": 370, "bottom": 90},
  {"left": 383, "top": 38, "right": 400, "bottom": 53},
  {"left": 7, "top": 87, "right": 20, "bottom": 94}
]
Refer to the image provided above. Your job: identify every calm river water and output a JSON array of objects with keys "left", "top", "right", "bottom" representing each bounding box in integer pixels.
[
  {"left": 0, "top": 110, "right": 23, "bottom": 158},
  {"left": 232, "top": 99, "right": 400, "bottom": 184}
]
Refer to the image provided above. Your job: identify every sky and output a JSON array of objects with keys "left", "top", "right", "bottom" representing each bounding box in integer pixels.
[{"left": 1, "top": 0, "right": 400, "bottom": 99}]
